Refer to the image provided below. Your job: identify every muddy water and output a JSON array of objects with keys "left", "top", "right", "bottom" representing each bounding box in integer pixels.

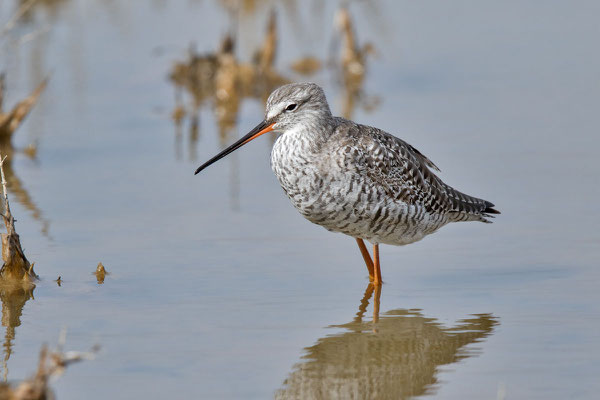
[{"left": 1, "top": 1, "right": 599, "bottom": 399}]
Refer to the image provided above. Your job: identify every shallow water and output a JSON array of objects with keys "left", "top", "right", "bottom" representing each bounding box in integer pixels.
[{"left": 1, "top": 0, "right": 599, "bottom": 398}]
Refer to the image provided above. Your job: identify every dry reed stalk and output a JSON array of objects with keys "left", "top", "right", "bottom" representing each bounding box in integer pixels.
[
  {"left": 0, "top": 154, "right": 36, "bottom": 282},
  {"left": 0, "top": 330, "right": 99, "bottom": 400}
]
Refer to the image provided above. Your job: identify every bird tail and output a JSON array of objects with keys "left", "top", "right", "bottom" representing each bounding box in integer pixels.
[
  {"left": 478, "top": 201, "right": 501, "bottom": 223},
  {"left": 441, "top": 182, "right": 500, "bottom": 223}
]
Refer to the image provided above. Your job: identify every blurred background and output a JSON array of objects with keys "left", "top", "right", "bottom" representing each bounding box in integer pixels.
[{"left": 0, "top": 0, "right": 599, "bottom": 398}]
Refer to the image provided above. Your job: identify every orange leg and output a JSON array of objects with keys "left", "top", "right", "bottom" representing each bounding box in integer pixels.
[
  {"left": 372, "top": 243, "right": 382, "bottom": 285},
  {"left": 355, "top": 238, "right": 375, "bottom": 281}
]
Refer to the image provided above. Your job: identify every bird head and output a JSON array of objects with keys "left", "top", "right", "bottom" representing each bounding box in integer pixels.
[{"left": 194, "top": 83, "right": 331, "bottom": 175}]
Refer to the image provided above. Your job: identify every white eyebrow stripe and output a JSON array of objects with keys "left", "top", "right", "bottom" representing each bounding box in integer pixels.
[{"left": 266, "top": 104, "right": 285, "bottom": 121}]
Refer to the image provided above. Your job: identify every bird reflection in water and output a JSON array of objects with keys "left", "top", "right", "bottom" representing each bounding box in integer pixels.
[{"left": 276, "top": 285, "right": 498, "bottom": 399}]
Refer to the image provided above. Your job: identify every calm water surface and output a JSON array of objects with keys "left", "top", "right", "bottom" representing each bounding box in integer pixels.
[{"left": 1, "top": 1, "right": 599, "bottom": 399}]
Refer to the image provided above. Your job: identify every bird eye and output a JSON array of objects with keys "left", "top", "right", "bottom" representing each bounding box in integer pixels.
[{"left": 285, "top": 103, "right": 297, "bottom": 111}]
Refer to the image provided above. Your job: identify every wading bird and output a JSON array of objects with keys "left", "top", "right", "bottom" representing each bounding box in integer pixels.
[{"left": 195, "top": 83, "right": 498, "bottom": 284}]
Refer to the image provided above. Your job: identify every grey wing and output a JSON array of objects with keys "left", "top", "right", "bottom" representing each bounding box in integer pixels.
[{"left": 342, "top": 123, "right": 499, "bottom": 220}]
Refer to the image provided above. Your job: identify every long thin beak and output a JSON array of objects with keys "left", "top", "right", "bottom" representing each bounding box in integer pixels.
[{"left": 194, "top": 120, "right": 275, "bottom": 175}]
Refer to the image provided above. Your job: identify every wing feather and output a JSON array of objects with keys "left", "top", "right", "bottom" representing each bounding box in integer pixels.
[{"left": 332, "top": 121, "right": 498, "bottom": 220}]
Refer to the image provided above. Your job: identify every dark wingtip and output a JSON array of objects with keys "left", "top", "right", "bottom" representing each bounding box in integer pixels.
[{"left": 483, "top": 202, "right": 500, "bottom": 214}]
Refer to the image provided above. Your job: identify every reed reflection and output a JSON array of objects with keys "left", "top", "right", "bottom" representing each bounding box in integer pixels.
[
  {"left": 334, "top": 7, "right": 379, "bottom": 120},
  {"left": 168, "top": 11, "right": 290, "bottom": 160},
  {"left": 276, "top": 284, "right": 498, "bottom": 399},
  {"left": 16, "top": 0, "right": 71, "bottom": 23},
  {"left": 0, "top": 280, "right": 35, "bottom": 381},
  {"left": 0, "top": 76, "right": 50, "bottom": 236}
]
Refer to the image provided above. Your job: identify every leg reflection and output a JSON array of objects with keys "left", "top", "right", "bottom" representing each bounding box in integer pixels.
[
  {"left": 353, "top": 283, "right": 374, "bottom": 323},
  {"left": 353, "top": 283, "right": 381, "bottom": 327},
  {"left": 373, "top": 283, "right": 381, "bottom": 325}
]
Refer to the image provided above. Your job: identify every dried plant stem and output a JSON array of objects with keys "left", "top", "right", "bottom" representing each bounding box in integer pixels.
[
  {"left": 0, "top": 155, "right": 6, "bottom": 206},
  {"left": 0, "top": 153, "right": 35, "bottom": 281},
  {"left": 0, "top": 330, "right": 99, "bottom": 400},
  {"left": 0, "top": 154, "right": 14, "bottom": 238}
]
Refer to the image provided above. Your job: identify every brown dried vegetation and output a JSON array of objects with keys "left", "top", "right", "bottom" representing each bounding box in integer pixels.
[
  {"left": 0, "top": 155, "right": 36, "bottom": 283},
  {"left": 0, "top": 334, "right": 98, "bottom": 400},
  {"left": 169, "top": 11, "right": 290, "bottom": 150},
  {"left": 95, "top": 263, "right": 107, "bottom": 285}
]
